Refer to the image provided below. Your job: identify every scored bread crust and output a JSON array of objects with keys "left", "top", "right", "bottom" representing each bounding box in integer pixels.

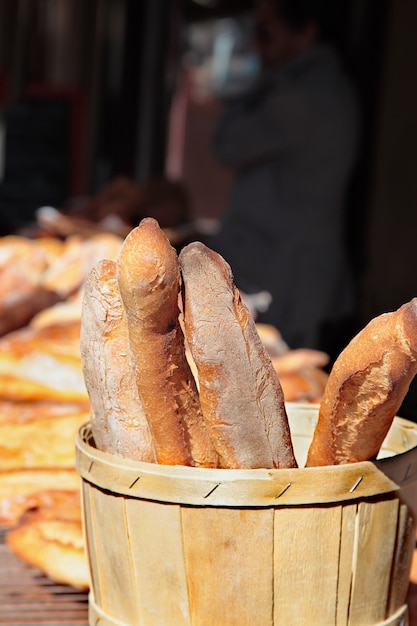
[
  {"left": 306, "top": 298, "right": 417, "bottom": 466},
  {"left": 116, "top": 218, "right": 218, "bottom": 467},
  {"left": 179, "top": 242, "right": 297, "bottom": 470},
  {"left": 80, "top": 259, "right": 156, "bottom": 462}
]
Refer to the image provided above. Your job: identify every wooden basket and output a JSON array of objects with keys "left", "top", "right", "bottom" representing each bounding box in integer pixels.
[{"left": 75, "top": 403, "right": 417, "bottom": 626}]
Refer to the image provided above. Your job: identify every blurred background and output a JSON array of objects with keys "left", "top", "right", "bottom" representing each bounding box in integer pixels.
[{"left": 0, "top": 0, "right": 415, "bottom": 335}]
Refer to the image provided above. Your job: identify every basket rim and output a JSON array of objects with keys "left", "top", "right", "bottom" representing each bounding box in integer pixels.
[{"left": 75, "top": 421, "right": 404, "bottom": 508}]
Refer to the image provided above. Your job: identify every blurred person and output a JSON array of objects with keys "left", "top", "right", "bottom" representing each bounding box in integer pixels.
[{"left": 207, "top": 0, "right": 360, "bottom": 359}]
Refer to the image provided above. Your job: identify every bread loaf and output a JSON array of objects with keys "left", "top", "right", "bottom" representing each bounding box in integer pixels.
[
  {"left": 116, "top": 218, "right": 218, "bottom": 467},
  {"left": 306, "top": 298, "right": 417, "bottom": 466},
  {"left": 179, "top": 241, "right": 297, "bottom": 469},
  {"left": 80, "top": 259, "right": 156, "bottom": 462}
]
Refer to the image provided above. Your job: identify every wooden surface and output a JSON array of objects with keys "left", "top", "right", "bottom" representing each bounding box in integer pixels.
[{"left": 0, "top": 528, "right": 88, "bottom": 626}]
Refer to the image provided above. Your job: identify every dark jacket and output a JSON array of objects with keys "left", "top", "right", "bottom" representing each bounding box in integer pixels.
[{"left": 209, "top": 44, "right": 360, "bottom": 350}]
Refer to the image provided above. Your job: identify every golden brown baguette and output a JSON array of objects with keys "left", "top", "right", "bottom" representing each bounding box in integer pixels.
[
  {"left": 116, "top": 218, "right": 218, "bottom": 467},
  {"left": 80, "top": 259, "right": 156, "bottom": 462},
  {"left": 306, "top": 298, "right": 417, "bottom": 466},
  {"left": 179, "top": 241, "right": 297, "bottom": 469}
]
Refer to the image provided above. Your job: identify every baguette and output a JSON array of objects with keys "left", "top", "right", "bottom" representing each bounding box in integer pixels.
[
  {"left": 179, "top": 241, "right": 297, "bottom": 469},
  {"left": 306, "top": 298, "right": 417, "bottom": 466},
  {"left": 116, "top": 218, "right": 218, "bottom": 467},
  {"left": 80, "top": 259, "right": 156, "bottom": 462}
]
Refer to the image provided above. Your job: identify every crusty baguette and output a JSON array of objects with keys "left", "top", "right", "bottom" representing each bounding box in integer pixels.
[
  {"left": 80, "top": 259, "right": 156, "bottom": 462},
  {"left": 179, "top": 241, "right": 297, "bottom": 469},
  {"left": 116, "top": 218, "right": 218, "bottom": 467},
  {"left": 306, "top": 298, "right": 417, "bottom": 466}
]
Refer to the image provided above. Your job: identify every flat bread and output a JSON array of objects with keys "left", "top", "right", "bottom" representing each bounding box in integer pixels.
[
  {"left": 0, "top": 322, "right": 88, "bottom": 403},
  {"left": 30, "top": 292, "right": 83, "bottom": 329},
  {"left": 0, "top": 485, "right": 80, "bottom": 528},
  {"left": 41, "top": 233, "right": 123, "bottom": 298},
  {"left": 5, "top": 483, "right": 88, "bottom": 590},
  {"left": 0, "top": 468, "right": 80, "bottom": 526},
  {"left": 6, "top": 518, "right": 89, "bottom": 590},
  {"left": 0, "top": 400, "right": 89, "bottom": 425},
  {"left": 0, "top": 236, "right": 59, "bottom": 336},
  {"left": 0, "top": 408, "right": 90, "bottom": 469}
]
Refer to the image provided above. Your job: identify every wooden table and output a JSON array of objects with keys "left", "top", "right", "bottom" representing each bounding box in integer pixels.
[{"left": 0, "top": 528, "right": 88, "bottom": 626}]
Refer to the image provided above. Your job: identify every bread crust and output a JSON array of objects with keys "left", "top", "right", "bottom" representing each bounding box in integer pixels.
[
  {"left": 80, "top": 259, "right": 156, "bottom": 462},
  {"left": 116, "top": 219, "right": 218, "bottom": 467},
  {"left": 306, "top": 299, "right": 417, "bottom": 466},
  {"left": 179, "top": 242, "right": 297, "bottom": 469}
]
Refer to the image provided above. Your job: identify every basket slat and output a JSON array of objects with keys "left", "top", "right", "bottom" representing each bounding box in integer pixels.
[
  {"left": 125, "top": 498, "right": 191, "bottom": 626},
  {"left": 272, "top": 506, "right": 342, "bottom": 624},
  {"left": 386, "top": 503, "right": 415, "bottom": 618},
  {"left": 88, "top": 485, "right": 141, "bottom": 624},
  {"left": 337, "top": 504, "right": 357, "bottom": 625},
  {"left": 81, "top": 481, "right": 101, "bottom": 606},
  {"left": 349, "top": 499, "right": 399, "bottom": 624},
  {"left": 181, "top": 507, "right": 274, "bottom": 626}
]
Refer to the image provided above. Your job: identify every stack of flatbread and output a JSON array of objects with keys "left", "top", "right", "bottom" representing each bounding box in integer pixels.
[
  {"left": 0, "top": 232, "right": 123, "bottom": 590},
  {"left": 0, "top": 323, "right": 91, "bottom": 589}
]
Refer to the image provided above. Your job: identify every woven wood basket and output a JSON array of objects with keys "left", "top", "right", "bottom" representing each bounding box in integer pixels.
[{"left": 75, "top": 403, "right": 417, "bottom": 626}]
